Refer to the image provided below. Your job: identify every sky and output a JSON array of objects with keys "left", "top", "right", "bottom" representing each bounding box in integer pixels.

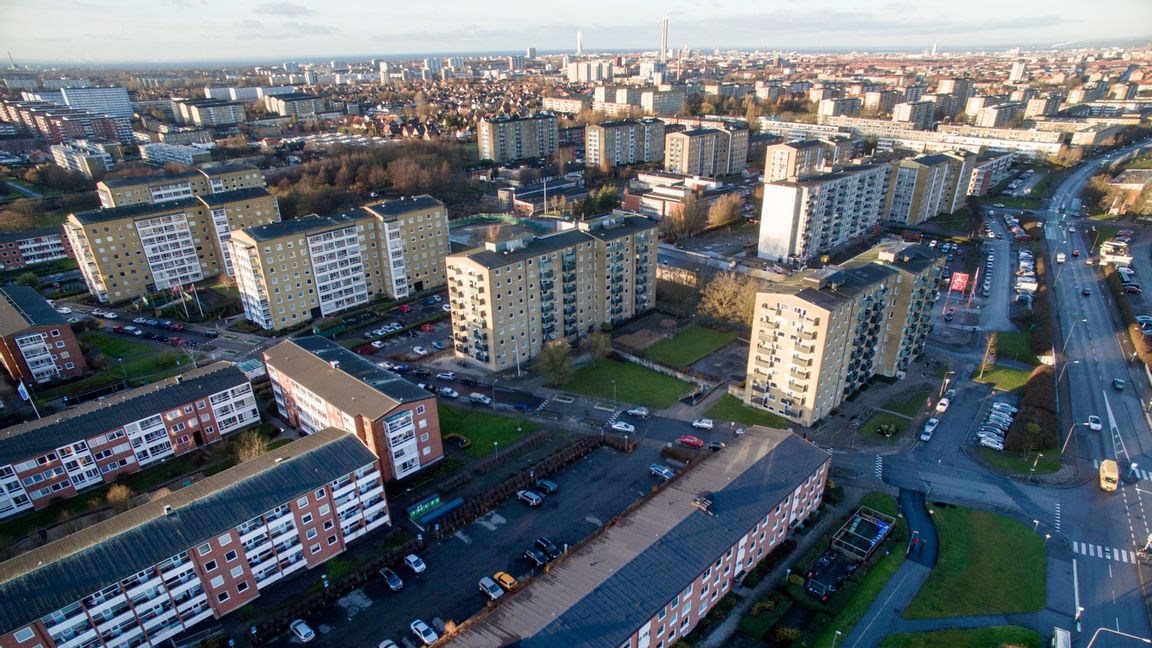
[{"left": 2, "top": 0, "right": 1150, "bottom": 64}]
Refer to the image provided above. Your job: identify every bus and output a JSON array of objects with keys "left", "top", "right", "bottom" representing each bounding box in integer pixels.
[{"left": 1100, "top": 459, "right": 1120, "bottom": 492}]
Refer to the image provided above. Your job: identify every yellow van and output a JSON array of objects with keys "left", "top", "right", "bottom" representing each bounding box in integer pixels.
[{"left": 1100, "top": 459, "right": 1120, "bottom": 492}]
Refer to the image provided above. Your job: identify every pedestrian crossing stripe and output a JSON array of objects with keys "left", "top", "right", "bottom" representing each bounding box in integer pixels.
[
  {"left": 1073, "top": 541, "right": 1139, "bottom": 563},
  {"left": 1093, "top": 459, "right": 1151, "bottom": 481}
]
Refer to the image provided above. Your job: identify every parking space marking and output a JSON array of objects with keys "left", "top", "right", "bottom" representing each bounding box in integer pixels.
[
  {"left": 586, "top": 515, "right": 603, "bottom": 527},
  {"left": 475, "top": 512, "right": 506, "bottom": 531},
  {"left": 553, "top": 394, "right": 575, "bottom": 404},
  {"left": 453, "top": 530, "right": 472, "bottom": 544}
]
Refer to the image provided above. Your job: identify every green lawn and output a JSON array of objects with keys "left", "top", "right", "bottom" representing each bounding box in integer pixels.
[
  {"left": 81, "top": 333, "right": 152, "bottom": 359},
  {"left": 978, "top": 447, "right": 1062, "bottom": 475},
  {"left": 989, "top": 196, "right": 1043, "bottom": 209},
  {"left": 880, "top": 626, "right": 1042, "bottom": 648},
  {"left": 438, "top": 405, "right": 540, "bottom": 459},
  {"left": 882, "top": 389, "right": 932, "bottom": 417},
  {"left": 705, "top": 394, "right": 792, "bottom": 429},
  {"left": 974, "top": 364, "right": 1031, "bottom": 393},
  {"left": 39, "top": 351, "right": 186, "bottom": 402},
  {"left": 996, "top": 332, "right": 1040, "bottom": 366},
  {"left": 925, "top": 208, "right": 975, "bottom": 233},
  {"left": 643, "top": 325, "right": 737, "bottom": 367},
  {"left": 562, "top": 359, "right": 692, "bottom": 409},
  {"left": 904, "top": 508, "right": 1046, "bottom": 618},
  {"left": 860, "top": 411, "right": 909, "bottom": 441}
]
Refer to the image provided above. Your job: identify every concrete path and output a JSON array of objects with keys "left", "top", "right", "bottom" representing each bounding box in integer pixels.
[{"left": 842, "top": 561, "right": 933, "bottom": 648}]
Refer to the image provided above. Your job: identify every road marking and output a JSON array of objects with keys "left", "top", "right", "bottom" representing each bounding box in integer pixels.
[
  {"left": 453, "top": 530, "right": 472, "bottom": 544},
  {"left": 874, "top": 456, "right": 883, "bottom": 479},
  {"left": 1072, "top": 542, "right": 1137, "bottom": 563},
  {"left": 1054, "top": 502, "right": 1062, "bottom": 532},
  {"left": 586, "top": 515, "right": 603, "bottom": 527}
]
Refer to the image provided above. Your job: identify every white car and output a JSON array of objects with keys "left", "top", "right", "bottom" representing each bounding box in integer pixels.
[
  {"left": 55, "top": 306, "right": 72, "bottom": 314},
  {"left": 1087, "top": 415, "right": 1103, "bottom": 431},
  {"left": 436, "top": 372, "right": 456, "bottom": 381},
  {"left": 991, "top": 403, "right": 1018, "bottom": 415},
  {"left": 610, "top": 420, "right": 636, "bottom": 433},
  {"left": 920, "top": 418, "right": 939, "bottom": 441},
  {"left": 101, "top": 311, "right": 118, "bottom": 320},
  {"left": 935, "top": 398, "right": 950, "bottom": 413},
  {"left": 404, "top": 553, "right": 427, "bottom": 574},
  {"left": 438, "top": 387, "right": 459, "bottom": 399},
  {"left": 289, "top": 620, "right": 315, "bottom": 643},
  {"left": 371, "top": 340, "right": 386, "bottom": 349},
  {"left": 980, "top": 438, "right": 1005, "bottom": 451},
  {"left": 691, "top": 418, "right": 714, "bottom": 430},
  {"left": 410, "top": 619, "right": 439, "bottom": 646},
  {"left": 442, "top": 303, "right": 452, "bottom": 312},
  {"left": 412, "top": 346, "right": 429, "bottom": 356}
]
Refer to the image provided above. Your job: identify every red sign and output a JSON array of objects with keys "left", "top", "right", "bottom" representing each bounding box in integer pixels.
[{"left": 949, "top": 272, "right": 969, "bottom": 292}]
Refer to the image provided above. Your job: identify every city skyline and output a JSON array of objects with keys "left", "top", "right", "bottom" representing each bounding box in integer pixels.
[{"left": 2, "top": 0, "right": 1149, "bottom": 64}]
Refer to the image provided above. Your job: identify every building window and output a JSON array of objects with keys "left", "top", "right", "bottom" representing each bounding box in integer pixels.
[
  {"left": 210, "top": 575, "right": 224, "bottom": 588},
  {"left": 237, "top": 581, "right": 249, "bottom": 593},
  {"left": 310, "top": 544, "right": 321, "bottom": 555},
  {"left": 218, "top": 533, "right": 232, "bottom": 546},
  {"left": 12, "top": 628, "right": 34, "bottom": 642},
  {"left": 306, "top": 528, "right": 317, "bottom": 539},
  {"left": 230, "top": 566, "right": 244, "bottom": 578},
  {"left": 324, "top": 520, "right": 334, "bottom": 530},
  {"left": 327, "top": 534, "right": 338, "bottom": 546},
  {"left": 225, "top": 550, "right": 238, "bottom": 562},
  {"left": 217, "top": 591, "right": 230, "bottom": 603},
  {"left": 204, "top": 560, "right": 217, "bottom": 572},
  {"left": 301, "top": 513, "right": 313, "bottom": 525},
  {"left": 315, "top": 488, "right": 326, "bottom": 499}
]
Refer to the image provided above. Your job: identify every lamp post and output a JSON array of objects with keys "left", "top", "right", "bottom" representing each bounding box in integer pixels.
[
  {"left": 1030, "top": 452, "right": 1044, "bottom": 482},
  {"left": 492, "top": 378, "right": 499, "bottom": 406},
  {"left": 1033, "top": 519, "right": 1040, "bottom": 533},
  {"left": 118, "top": 358, "right": 126, "bottom": 383},
  {"left": 494, "top": 441, "right": 499, "bottom": 460},
  {"left": 1060, "top": 422, "right": 1080, "bottom": 455},
  {"left": 831, "top": 630, "right": 842, "bottom": 648},
  {"left": 1055, "top": 318, "right": 1088, "bottom": 420},
  {"left": 611, "top": 379, "right": 617, "bottom": 406},
  {"left": 939, "top": 371, "right": 955, "bottom": 398}
]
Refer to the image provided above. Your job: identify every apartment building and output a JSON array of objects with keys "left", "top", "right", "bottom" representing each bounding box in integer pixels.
[
  {"left": 171, "top": 98, "right": 247, "bottom": 127},
  {"left": 884, "top": 152, "right": 973, "bottom": 225},
  {"left": 0, "top": 100, "right": 132, "bottom": 144},
  {"left": 1025, "top": 95, "right": 1062, "bottom": 119},
  {"left": 57, "top": 86, "right": 133, "bottom": 119},
  {"left": 968, "top": 152, "right": 1016, "bottom": 196},
  {"left": 446, "top": 426, "right": 830, "bottom": 648},
  {"left": 265, "top": 337, "right": 443, "bottom": 482},
  {"left": 0, "top": 228, "right": 71, "bottom": 269},
  {"left": 662, "top": 117, "right": 749, "bottom": 174},
  {"left": 265, "top": 93, "right": 326, "bottom": 118},
  {"left": 665, "top": 129, "right": 730, "bottom": 177},
  {"left": 230, "top": 196, "right": 449, "bottom": 330},
  {"left": 0, "top": 428, "right": 388, "bottom": 648},
  {"left": 140, "top": 142, "right": 212, "bottom": 166},
  {"left": 446, "top": 213, "right": 657, "bottom": 371},
  {"left": 763, "top": 141, "right": 826, "bottom": 182},
  {"left": 975, "top": 102, "right": 1024, "bottom": 128},
  {"left": 50, "top": 140, "right": 116, "bottom": 178},
  {"left": 0, "top": 286, "right": 85, "bottom": 386},
  {"left": 892, "top": 100, "right": 935, "bottom": 130},
  {"left": 0, "top": 363, "right": 258, "bottom": 520},
  {"left": 566, "top": 61, "right": 614, "bottom": 83},
  {"left": 65, "top": 187, "right": 280, "bottom": 302},
  {"left": 640, "top": 88, "right": 687, "bottom": 116},
  {"left": 542, "top": 96, "right": 591, "bottom": 113},
  {"left": 477, "top": 113, "right": 559, "bottom": 163},
  {"left": 744, "top": 242, "right": 943, "bottom": 426},
  {"left": 758, "top": 163, "right": 891, "bottom": 263},
  {"left": 817, "top": 97, "right": 862, "bottom": 118},
  {"left": 97, "top": 164, "right": 264, "bottom": 208},
  {"left": 585, "top": 118, "right": 665, "bottom": 168},
  {"left": 863, "top": 90, "right": 902, "bottom": 115}
]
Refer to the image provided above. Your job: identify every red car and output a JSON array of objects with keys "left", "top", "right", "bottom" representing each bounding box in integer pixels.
[
  {"left": 420, "top": 323, "right": 435, "bottom": 332},
  {"left": 398, "top": 304, "right": 413, "bottom": 314},
  {"left": 677, "top": 435, "right": 705, "bottom": 448},
  {"left": 1071, "top": 250, "right": 1080, "bottom": 257}
]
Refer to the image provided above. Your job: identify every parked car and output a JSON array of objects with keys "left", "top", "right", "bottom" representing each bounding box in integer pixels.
[
  {"left": 379, "top": 567, "right": 403, "bottom": 591},
  {"left": 431, "top": 340, "right": 448, "bottom": 351},
  {"left": 410, "top": 619, "right": 438, "bottom": 646},
  {"left": 935, "top": 398, "right": 950, "bottom": 413},
  {"left": 442, "top": 303, "right": 452, "bottom": 312},
  {"left": 535, "top": 479, "right": 559, "bottom": 494},
  {"left": 649, "top": 464, "right": 675, "bottom": 481},
  {"left": 517, "top": 490, "right": 543, "bottom": 506},
  {"left": 1126, "top": 285, "right": 1143, "bottom": 294},
  {"left": 610, "top": 420, "right": 636, "bottom": 433},
  {"left": 398, "top": 304, "right": 413, "bottom": 314},
  {"left": 625, "top": 406, "right": 650, "bottom": 418},
  {"left": 412, "top": 346, "right": 429, "bottom": 356},
  {"left": 494, "top": 571, "right": 517, "bottom": 590},
  {"left": 372, "top": 340, "right": 387, "bottom": 349},
  {"left": 438, "top": 387, "right": 459, "bottom": 399},
  {"left": 101, "top": 311, "right": 118, "bottom": 320},
  {"left": 980, "top": 438, "right": 1005, "bottom": 451},
  {"left": 708, "top": 441, "right": 726, "bottom": 452},
  {"left": 991, "top": 402, "right": 1018, "bottom": 415},
  {"left": 469, "top": 393, "right": 493, "bottom": 406},
  {"left": 1088, "top": 415, "right": 1103, "bottom": 431},
  {"left": 55, "top": 306, "right": 72, "bottom": 314},
  {"left": 409, "top": 368, "right": 431, "bottom": 377},
  {"left": 420, "top": 323, "right": 435, "bottom": 333},
  {"left": 289, "top": 620, "right": 316, "bottom": 643},
  {"left": 535, "top": 536, "right": 563, "bottom": 560},
  {"left": 677, "top": 434, "right": 705, "bottom": 448},
  {"left": 478, "top": 576, "right": 504, "bottom": 601},
  {"left": 523, "top": 547, "right": 549, "bottom": 566},
  {"left": 404, "top": 554, "right": 427, "bottom": 574},
  {"left": 691, "top": 418, "right": 715, "bottom": 430},
  {"left": 436, "top": 372, "right": 456, "bottom": 381},
  {"left": 920, "top": 418, "right": 939, "bottom": 442},
  {"left": 1114, "top": 379, "right": 1126, "bottom": 391}
]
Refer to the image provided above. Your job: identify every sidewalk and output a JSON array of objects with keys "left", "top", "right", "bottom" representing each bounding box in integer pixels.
[
  {"left": 698, "top": 495, "right": 860, "bottom": 648},
  {"left": 842, "top": 561, "right": 933, "bottom": 647}
]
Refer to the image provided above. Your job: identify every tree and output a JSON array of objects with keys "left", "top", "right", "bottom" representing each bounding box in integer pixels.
[
  {"left": 660, "top": 196, "right": 708, "bottom": 243},
  {"left": 698, "top": 272, "right": 758, "bottom": 329},
  {"left": 533, "top": 340, "right": 573, "bottom": 386},
  {"left": 979, "top": 332, "right": 998, "bottom": 378},
  {"left": 233, "top": 429, "right": 269, "bottom": 463},
  {"left": 580, "top": 332, "right": 612, "bottom": 364},
  {"left": 706, "top": 193, "right": 744, "bottom": 229},
  {"left": 106, "top": 484, "right": 134, "bottom": 512}
]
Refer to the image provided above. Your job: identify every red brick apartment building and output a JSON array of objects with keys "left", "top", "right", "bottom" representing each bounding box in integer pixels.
[
  {"left": 0, "top": 286, "right": 86, "bottom": 385},
  {"left": 0, "top": 428, "right": 388, "bottom": 648},
  {"left": 0, "top": 228, "right": 72, "bottom": 270}
]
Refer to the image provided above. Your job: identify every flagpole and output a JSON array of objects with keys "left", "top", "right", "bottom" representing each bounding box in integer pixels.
[
  {"left": 192, "top": 283, "right": 204, "bottom": 318},
  {"left": 18, "top": 380, "right": 41, "bottom": 420}
]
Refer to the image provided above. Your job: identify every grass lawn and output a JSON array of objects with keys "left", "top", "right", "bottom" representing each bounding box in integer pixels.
[
  {"left": 1087, "top": 223, "right": 1119, "bottom": 248},
  {"left": 438, "top": 405, "right": 540, "bottom": 459},
  {"left": 39, "top": 351, "right": 185, "bottom": 402},
  {"left": 860, "top": 411, "right": 910, "bottom": 441},
  {"left": 978, "top": 447, "right": 1062, "bottom": 475},
  {"left": 996, "top": 332, "right": 1040, "bottom": 366},
  {"left": 880, "top": 626, "right": 1042, "bottom": 648},
  {"left": 925, "top": 208, "right": 975, "bottom": 233},
  {"left": 974, "top": 364, "right": 1031, "bottom": 393},
  {"left": 882, "top": 389, "right": 932, "bottom": 417},
  {"left": 990, "top": 196, "right": 1044, "bottom": 210},
  {"left": 81, "top": 333, "right": 152, "bottom": 359},
  {"left": 562, "top": 359, "right": 692, "bottom": 409},
  {"left": 643, "top": 325, "right": 737, "bottom": 367},
  {"left": 904, "top": 508, "right": 1046, "bottom": 618},
  {"left": 705, "top": 394, "right": 792, "bottom": 429}
]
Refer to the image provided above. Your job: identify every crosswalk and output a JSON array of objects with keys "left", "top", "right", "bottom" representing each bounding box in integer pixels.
[
  {"left": 1054, "top": 502, "right": 1062, "bottom": 533},
  {"left": 1073, "top": 541, "right": 1142, "bottom": 564},
  {"left": 874, "top": 456, "right": 884, "bottom": 479},
  {"left": 1093, "top": 459, "right": 1151, "bottom": 481}
]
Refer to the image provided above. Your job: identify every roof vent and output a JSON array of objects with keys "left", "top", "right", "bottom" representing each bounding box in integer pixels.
[
  {"left": 330, "top": 360, "right": 340, "bottom": 369},
  {"left": 692, "top": 495, "right": 716, "bottom": 517},
  {"left": 163, "top": 504, "right": 174, "bottom": 516}
]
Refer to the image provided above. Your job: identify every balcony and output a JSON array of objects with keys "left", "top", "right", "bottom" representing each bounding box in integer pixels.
[{"left": 790, "top": 367, "right": 810, "bottom": 381}]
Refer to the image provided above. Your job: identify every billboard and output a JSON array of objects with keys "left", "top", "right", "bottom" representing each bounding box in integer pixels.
[{"left": 949, "top": 272, "right": 969, "bottom": 292}]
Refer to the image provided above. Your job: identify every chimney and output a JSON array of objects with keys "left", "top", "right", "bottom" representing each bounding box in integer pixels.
[{"left": 163, "top": 504, "right": 174, "bottom": 516}]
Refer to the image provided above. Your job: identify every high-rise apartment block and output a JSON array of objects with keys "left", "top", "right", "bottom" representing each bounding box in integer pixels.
[
  {"left": 66, "top": 188, "right": 280, "bottom": 302},
  {"left": 477, "top": 113, "right": 559, "bottom": 163},
  {"left": 264, "top": 336, "right": 444, "bottom": 481},
  {"left": 662, "top": 117, "right": 748, "bottom": 175},
  {"left": 863, "top": 90, "right": 902, "bottom": 115},
  {"left": 1, "top": 99, "right": 132, "bottom": 143},
  {"left": 230, "top": 196, "right": 449, "bottom": 330},
  {"left": 892, "top": 100, "right": 935, "bottom": 130},
  {"left": 817, "top": 97, "right": 862, "bottom": 118},
  {"left": 542, "top": 96, "right": 591, "bottom": 113},
  {"left": 0, "top": 362, "right": 258, "bottom": 519},
  {"left": 763, "top": 141, "right": 827, "bottom": 182},
  {"left": 96, "top": 164, "right": 264, "bottom": 208},
  {"left": 1024, "top": 95, "right": 1062, "bottom": 118},
  {"left": 140, "top": 142, "right": 212, "bottom": 166},
  {"left": 0, "top": 229, "right": 71, "bottom": 270},
  {"left": 757, "top": 163, "right": 890, "bottom": 263},
  {"left": 967, "top": 151, "right": 1015, "bottom": 196},
  {"left": 975, "top": 102, "right": 1023, "bottom": 128},
  {"left": 265, "top": 93, "right": 326, "bottom": 118},
  {"left": 585, "top": 118, "right": 665, "bottom": 168},
  {"left": 0, "top": 428, "right": 388, "bottom": 648},
  {"left": 446, "top": 213, "right": 657, "bottom": 371},
  {"left": 744, "top": 242, "right": 943, "bottom": 425},
  {"left": 0, "top": 286, "right": 86, "bottom": 386},
  {"left": 49, "top": 140, "right": 116, "bottom": 178},
  {"left": 57, "top": 86, "right": 133, "bottom": 119},
  {"left": 566, "top": 61, "right": 614, "bottom": 83},
  {"left": 171, "top": 98, "right": 247, "bottom": 127},
  {"left": 1009, "top": 60, "right": 1028, "bottom": 83},
  {"left": 884, "top": 153, "right": 973, "bottom": 225}
]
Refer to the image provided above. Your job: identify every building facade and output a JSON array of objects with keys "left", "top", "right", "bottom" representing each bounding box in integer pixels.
[
  {"left": 446, "top": 213, "right": 657, "bottom": 371},
  {"left": 662, "top": 117, "right": 749, "bottom": 175},
  {"left": 97, "top": 165, "right": 264, "bottom": 209},
  {"left": 50, "top": 140, "right": 115, "bottom": 178},
  {"left": 967, "top": 152, "right": 1016, "bottom": 196},
  {"left": 542, "top": 96, "right": 591, "bottom": 113},
  {"left": 0, "top": 228, "right": 71, "bottom": 270},
  {"left": 58, "top": 86, "right": 133, "bottom": 119},
  {"left": 884, "top": 152, "right": 972, "bottom": 225},
  {"left": 0, "top": 286, "right": 86, "bottom": 386},
  {"left": 892, "top": 100, "right": 935, "bottom": 130},
  {"left": 0, "top": 428, "right": 388, "bottom": 648},
  {"left": 230, "top": 196, "right": 449, "bottom": 331},
  {"left": 0, "top": 363, "right": 258, "bottom": 519},
  {"left": 264, "top": 337, "right": 444, "bottom": 482},
  {"left": 265, "top": 93, "right": 326, "bottom": 118},
  {"left": 477, "top": 113, "right": 559, "bottom": 162},
  {"left": 446, "top": 426, "right": 830, "bottom": 648},
  {"left": 744, "top": 242, "right": 943, "bottom": 425},
  {"left": 139, "top": 142, "right": 212, "bottom": 166},
  {"left": 171, "top": 98, "right": 247, "bottom": 127},
  {"left": 585, "top": 118, "right": 665, "bottom": 168},
  {"left": 763, "top": 141, "right": 827, "bottom": 182},
  {"left": 65, "top": 188, "right": 280, "bottom": 303},
  {"left": 758, "top": 163, "right": 891, "bottom": 263}
]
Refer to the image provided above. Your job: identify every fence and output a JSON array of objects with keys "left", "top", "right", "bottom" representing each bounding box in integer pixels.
[{"left": 612, "top": 349, "right": 718, "bottom": 402}]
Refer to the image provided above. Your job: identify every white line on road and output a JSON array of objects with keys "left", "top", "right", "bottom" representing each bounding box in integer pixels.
[{"left": 1073, "top": 558, "right": 1081, "bottom": 630}]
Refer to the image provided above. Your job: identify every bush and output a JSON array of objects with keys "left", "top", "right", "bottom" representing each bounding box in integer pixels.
[
  {"left": 1004, "top": 365, "right": 1058, "bottom": 451},
  {"left": 773, "top": 626, "right": 802, "bottom": 646}
]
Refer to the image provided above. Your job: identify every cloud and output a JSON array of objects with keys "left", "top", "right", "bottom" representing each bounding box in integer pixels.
[
  {"left": 237, "top": 18, "right": 335, "bottom": 39},
  {"left": 254, "top": 1, "right": 315, "bottom": 16}
]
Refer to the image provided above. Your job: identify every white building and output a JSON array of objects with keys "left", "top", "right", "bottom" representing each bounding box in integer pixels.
[{"left": 140, "top": 142, "right": 212, "bottom": 166}]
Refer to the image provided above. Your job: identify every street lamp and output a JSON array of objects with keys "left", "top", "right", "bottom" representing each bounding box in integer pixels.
[
  {"left": 1033, "top": 519, "right": 1040, "bottom": 533},
  {"left": 1060, "top": 423, "right": 1081, "bottom": 455},
  {"left": 494, "top": 441, "right": 499, "bottom": 460},
  {"left": 938, "top": 371, "right": 955, "bottom": 398},
  {"left": 492, "top": 378, "right": 499, "bottom": 405},
  {"left": 1055, "top": 318, "right": 1088, "bottom": 420},
  {"left": 831, "top": 630, "right": 843, "bottom": 648},
  {"left": 610, "top": 379, "right": 617, "bottom": 406},
  {"left": 117, "top": 357, "right": 126, "bottom": 382}
]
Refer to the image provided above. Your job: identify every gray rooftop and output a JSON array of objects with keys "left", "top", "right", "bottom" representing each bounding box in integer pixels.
[
  {"left": 455, "top": 230, "right": 591, "bottom": 269},
  {"left": 197, "top": 186, "right": 272, "bottom": 206},
  {"left": 98, "top": 171, "right": 200, "bottom": 188},
  {"left": 0, "top": 228, "right": 63, "bottom": 244},
  {"left": 362, "top": 194, "right": 444, "bottom": 218},
  {"left": 446, "top": 427, "right": 830, "bottom": 648},
  {"left": 0, "top": 286, "right": 65, "bottom": 336},
  {"left": 240, "top": 212, "right": 363, "bottom": 242},
  {"left": 0, "top": 363, "right": 248, "bottom": 465},
  {"left": 0, "top": 428, "right": 376, "bottom": 636}
]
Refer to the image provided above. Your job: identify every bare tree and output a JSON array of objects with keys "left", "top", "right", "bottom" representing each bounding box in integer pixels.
[
  {"left": 979, "top": 332, "right": 998, "bottom": 378},
  {"left": 580, "top": 332, "right": 612, "bottom": 364},
  {"left": 698, "top": 272, "right": 758, "bottom": 329},
  {"left": 106, "top": 484, "right": 134, "bottom": 512},
  {"left": 533, "top": 340, "right": 574, "bottom": 386},
  {"left": 706, "top": 193, "right": 745, "bottom": 229},
  {"left": 233, "top": 429, "right": 270, "bottom": 463}
]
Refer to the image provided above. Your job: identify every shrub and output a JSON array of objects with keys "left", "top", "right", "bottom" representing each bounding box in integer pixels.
[
  {"left": 1004, "top": 365, "right": 1057, "bottom": 451},
  {"left": 106, "top": 484, "right": 134, "bottom": 511},
  {"left": 773, "top": 627, "right": 802, "bottom": 646}
]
